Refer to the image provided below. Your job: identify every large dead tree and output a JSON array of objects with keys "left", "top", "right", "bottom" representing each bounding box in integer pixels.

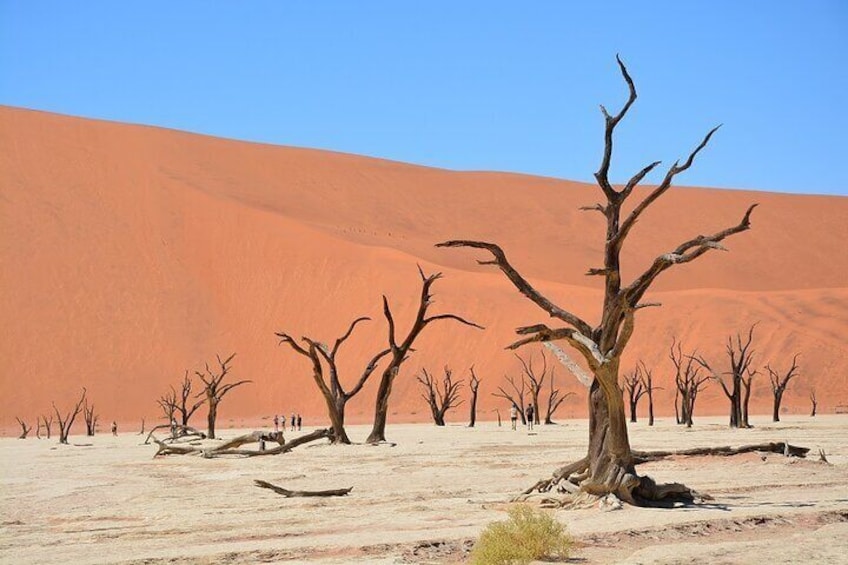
[
  {"left": 670, "top": 339, "right": 709, "bottom": 428},
  {"left": 53, "top": 388, "right": 87, "bottom": 444},
  {"left": 438, "top": 56, "right": 757, "bottom": 505},
  {"left": 493, "top": 374, "right": 528, "bottom": 425},
  {"left": 417, "top": 366, "right": 464, "bottom": 426},
  {"left": 468, "top": 366, "right": 481, "bottom": 427},
  {"left": 195, "top": 353, "right": 251, "bottom": 439},
  {"left": 622, "top": 368, "right": 646, "bottom": 423},
  {"left": 766, "top": 354, "right": 800, "bottom": 422},
  {"left": 83, "top": 399, "right": 98, "bottom": 436},
  {"left": 365, "top": 268, "right": 482, "bottom": 444},
  {"left": 696, "top": 325, "right": 758, "bottom": 428},
  {"left": 276, "top": 316, "right": 390, "bottom": 444},
  {"left": 516, "top": 351, "right": 549, "bottom": 425},
  {"left": 15, "top": 417, "right": 31, "bottom": 439}
]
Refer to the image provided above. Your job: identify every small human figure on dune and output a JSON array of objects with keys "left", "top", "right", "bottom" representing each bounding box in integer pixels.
[
  {"left": 296, "top": 414, "right": 302, "bottom": 431},
  {"left": 111, "top": 421, "right": 118, "bottom": 436},
  {"left": 273, "top": 415, "right": 279, "bottom": 433},
  {"left": 291, "top": 413, "right": 296, "bottom": 432},
  {"left": 281, "top": 414, "right": 286, "bottom": 431},
  {"left": 526, "top": 404, "right": 535, "bottom": 431},
  {"left": 510, "top": 405, "right": 518, "bottom": 430}
]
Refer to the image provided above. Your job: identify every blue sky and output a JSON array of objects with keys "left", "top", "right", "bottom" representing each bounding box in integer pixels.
[{"left": 1, "top": 2, "right": 846, "bottom": 195}]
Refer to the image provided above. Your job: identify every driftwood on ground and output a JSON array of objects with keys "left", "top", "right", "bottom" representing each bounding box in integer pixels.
[
  {"left": 144, "top": 423, "right": 206, "bottom": 445},
  {"left": 254, "top": 480, "right": 352, "bottom": 497},
  {"left": 152, "top": 428, "right": 333, "bottom": 458}
]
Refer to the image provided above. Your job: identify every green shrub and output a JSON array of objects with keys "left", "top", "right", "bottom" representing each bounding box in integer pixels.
[{"left": 469, "top": 504, "right": 572, "bottom": 565}]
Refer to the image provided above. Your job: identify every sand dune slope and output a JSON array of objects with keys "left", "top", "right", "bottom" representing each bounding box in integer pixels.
[{"left": 1, "top": 106, "right": 846, "bottom": 431}]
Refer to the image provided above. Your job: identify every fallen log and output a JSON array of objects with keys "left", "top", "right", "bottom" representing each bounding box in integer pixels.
[
  {"left": 152, "top": 428, "right": 333, "bottom": 458},
  {"left": 254, "top": 479, "right": 352, "bottom": 497},
  {"left": 632, "top": 441, "right": 809, "bottom": 464},
  {"left": 144, "top": 424, "right": 206, "bottom": 445}
]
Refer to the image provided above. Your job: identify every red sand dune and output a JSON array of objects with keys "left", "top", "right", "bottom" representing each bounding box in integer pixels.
[{"left": 1, "top": 106, "right": 846, "bottom": 433}]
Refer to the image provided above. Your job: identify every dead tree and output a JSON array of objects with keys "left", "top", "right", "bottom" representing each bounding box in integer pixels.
[
  {"left": 468, "top": 366, "right": 481, "bottom": 427},
  {"left": 695, "top": 325, "right": 758, "bottom": 429},
  {"left": 517, "top": 350, "right": 549, "bottom": 424},
  {"left": 195, "top": 353, "right": 251, "bottom": 439},
  {"left": 175, "top": 371, "right": 205, "bottom": 427},
  {"left": 365, "top": 268, "right": 482, "bottom": 444},
  {"left": 544, "top": 369, "right": 574, "bottom": 425},
  {"left": 809, "top": 389, "right": 817, "bottom": 417},
  {"left": 741, "top": 370, "right": 755, "bottom": 427},
  {"left": 83, "top": 399, "right": 98, "bottom": 436},
  {"left": 15, "top": 417, "right": 31, "bottom": 439},
  {"left": 277, "top": 316, "right": 390, "bottom": 444},
  {"left": 493, "top": 374, "right": 528, "bottom": 425},
  {"left": 622, "top": 368, "right": 646, "bottom": 423},
  {"left": 670, "top": 339, "right": 709, "bottom": 427},
  {"left": 152, "top": 427, "right": 331, "bottom": 458},
  {"left": 156, "top": 389, "right": 178, "bottom": 425},
  {"left": 53, "top": 388, "right": 87, "bottom": 444},
  {"left": 438, "top": 56, "right": 757, "bottom": 505},
  {"left": 39, "top": 414, "right": 53, "bottom": 439},
  {"left": 639, "top": 362, "right": 658, "bottom": 426},
  {"left": 417, "top": 366, "right": 464, "bottom": 426},
  {"left": 138, "top": 418, "right": 146, "bottom": 435},
  {"left": 766, "top": 354, "right": 800, "bottom": 422}
]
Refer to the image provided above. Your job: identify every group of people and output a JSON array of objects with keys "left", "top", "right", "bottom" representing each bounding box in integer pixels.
[
  {"left": 273, "top": 413, "right": 302, "bottom": 433},
  {"left": 509, "top": 404, "right": 536, "bottom": 431}
]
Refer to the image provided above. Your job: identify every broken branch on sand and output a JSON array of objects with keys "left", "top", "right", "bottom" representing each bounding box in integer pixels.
[
  {"left": 151, "top": 427, "right": 333, "bottom": 458},
  {"left": 254, "top": 480, "right": 352, "bottom": 497}
]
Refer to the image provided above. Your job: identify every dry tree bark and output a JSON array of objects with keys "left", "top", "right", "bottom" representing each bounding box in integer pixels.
[
  {"left": 277, "top": 316, "right": 390, "bottom": 444},
  {"left": 438, "top": 55, "right": 758, "bottom": 506},
  {"left": 767, "top": 354, "right": 800, "bottom": 422}
]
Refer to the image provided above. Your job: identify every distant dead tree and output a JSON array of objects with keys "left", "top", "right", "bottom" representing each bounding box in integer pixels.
[
  {"left": 277, "top": 316, "right": 390, "bottom": 444},
  {"left": 83, "top": 399, "right": 98, "bottom": 436},
  {"left": 670, "top": 339, "right": 709, "bottom": 428},
  {"left": 622, "top": 368, "right": 646, "bottom": 423},
  {"left": 468, "top": 366, "right": 481, "bottom": 428},
  {"left": 695, "top": 325, "right": 758, "bottom": 428},
  {"left": 53, "top": 388, "right": 87, "bottom": 444},
  {"left": 196, "top": 353, "right": 251, "bottom": 439},
  {"left": 493, "top": 374, "right": 528, "bottom": 425},
  {"left": 766, "top": 354, "right": 800, "bottom": 422},
  {"left": 439, "top": 56, "right": 757, "bottom": 504},
  {"left": 639, "top": 363, "right": 658, "bottom": 426},
  {"left": 544, "top": 369, "right": 574, "bottom": 425},
  {"left": 157, "top": 388, "right": 178, "bottom": 425},
  {"left": 39, "top": 414, "right": 54, "bottom": 439},
  {"left": 15, "top": 417, "right": 31, "bottom": 439},
  {"left": 516, "top": 350, "right": 549, "bottom": 424},
  {"left": 175, "top": 371, "right": 206, "bottom": 427},
  {"left": 365, "top": 268, "right": 482, "bottom": 444},
  {"left": 809, "top": 389, "right": 817, "bottom": 417},
  {"left": 138, "top": 418, "right": 146, "bottom": 435},
  {"left": 417, "top": 366, "right": 464, "bottom": 426}
]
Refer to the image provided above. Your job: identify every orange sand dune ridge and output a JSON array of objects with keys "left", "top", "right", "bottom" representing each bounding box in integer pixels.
[{"left": 1, "top": 106, "right": 846, "bottom": 433}]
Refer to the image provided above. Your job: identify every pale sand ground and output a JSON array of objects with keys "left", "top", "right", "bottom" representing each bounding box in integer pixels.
[{"left": 1, "top": 415, "right": 847, "bottom": 564}]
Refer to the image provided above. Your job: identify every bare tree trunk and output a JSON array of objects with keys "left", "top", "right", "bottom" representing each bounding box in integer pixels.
[
  {"left": 15, "top": 417, "right": 31, "bottom": 439},
  {"left": 53, "top": 389, "right": 87, "bottom": 444},
  {"left": 741, "top": 374, "right": 753, "bottom": 428},
  {"left": 810, "top": 390, "right": 817, "bottom": 417},
  {"left": 768, "top": 355, "right": 800, "bottom": 423},
  {"left": 468, "top": 367, "right": 480, "bottom": 428},
  {"left": 207, "top": 401, "right": 218, "bottom": 440}
]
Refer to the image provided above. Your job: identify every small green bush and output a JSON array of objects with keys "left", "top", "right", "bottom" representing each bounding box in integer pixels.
[{"left": 469, "top": 504, "right": 572, "bottom": 565}]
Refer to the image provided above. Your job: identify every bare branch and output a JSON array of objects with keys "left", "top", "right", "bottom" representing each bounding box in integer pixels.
[
  {"left": 435, "top": 240, "right": 592, "bottom": 336},
  {"left": 594, "top": 54, "right": 638, "bottom": 198}
]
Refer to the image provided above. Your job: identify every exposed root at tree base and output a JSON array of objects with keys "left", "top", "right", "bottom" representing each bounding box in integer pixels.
[{"left": 517, "top": 441, "right": 810, "bottom": 509}]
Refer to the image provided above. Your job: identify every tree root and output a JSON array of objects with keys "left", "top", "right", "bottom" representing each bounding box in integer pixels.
[
  {"left": 254, "top": 480, "right": 352, "bottom": 497},
  {"left": 519, "top": 441, "right": 809, "bottom": 508}
]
